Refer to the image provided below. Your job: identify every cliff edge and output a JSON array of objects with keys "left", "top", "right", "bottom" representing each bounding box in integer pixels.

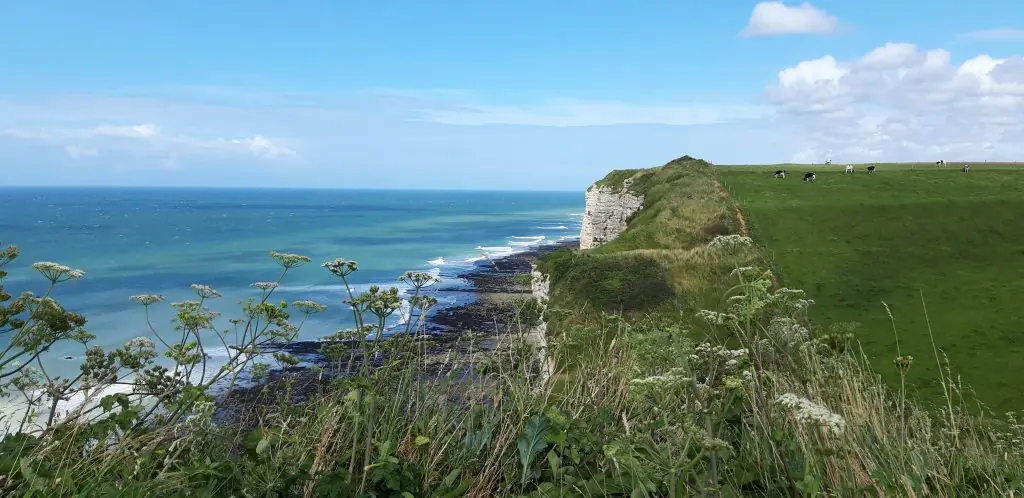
[{"left": 578, "top": 178, "right": 644, "bottom": 250}]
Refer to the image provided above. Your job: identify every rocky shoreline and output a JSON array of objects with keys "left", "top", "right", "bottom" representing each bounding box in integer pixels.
[{"left": 215, "top": 239, "right": 578, "bottom": 421}]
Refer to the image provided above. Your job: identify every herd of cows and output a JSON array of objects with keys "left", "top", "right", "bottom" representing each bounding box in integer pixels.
[{"left": 772, "top": 160, "right": 971, "bottom": 182}]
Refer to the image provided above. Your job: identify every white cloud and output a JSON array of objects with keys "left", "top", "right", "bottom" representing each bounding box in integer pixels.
[
  {"left": 768, "top": 42, "right": 1024, "bottom": 162},
  {"left": 4, "top": 121, "right": 296, "bottom": 162},
  {"left": 962, "top": 28, "right": 1024, "bottom": 41},
  {"left": 413, "top": 99, "right": 770, "bottom": 127},
  {"left": 741, "top": 1, "right": 841, "bottom": 37},
  {"left": 64, "top": 145, "right": 98, "bottom": 159},
  {"left": 227, "top": 135, "right": 297, "bottom": 158}
]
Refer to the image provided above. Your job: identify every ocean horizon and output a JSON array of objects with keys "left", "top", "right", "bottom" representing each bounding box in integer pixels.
[{"left": 0, "top": 187, "right": 585, "bottom": 381}]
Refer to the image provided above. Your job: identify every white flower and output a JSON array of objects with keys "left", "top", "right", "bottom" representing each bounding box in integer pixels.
[
  {"left": 630, "top": 368, "right": 690, "bottom": 387},
  {"left": 708, "top": 234, "right": 754, "bottom": 251},
  {"left": 125, "top": 337, "right": 155, "bottom": 349},
  {"left": 190, "top": 284, "right": 222, "bottom": 299},
  {"left": 251, "top": 281, "right": 279, "bottom": 291},
  {"left": 129, "top": 294, "right": 165, "bottom": 306},
  {"left": 776, "top": 393, "right": 846, "bottom": 436},
  {"left": 32, "top": 261, "right": 86, "bottom": 282},
  {"left": 293, "top": 300, "right": 328, "bottom": 314},
  {"left": 696, "top": 309, "right": 736, "bottom": 325},
  {"left": 729, "top": 266, "right": 758, "bottom": 277}
]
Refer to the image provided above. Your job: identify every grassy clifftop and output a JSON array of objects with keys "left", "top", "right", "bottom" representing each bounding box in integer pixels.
[{"left": 538, "top": 155, "right": 759, "bottom": 323}]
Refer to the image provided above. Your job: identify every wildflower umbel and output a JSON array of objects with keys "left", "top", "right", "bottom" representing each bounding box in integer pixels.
[
  {"left": 708, "top": 234, "right": 754, "bottom": 251},
  {"left": 776, "top": 393, "right": 846, "bottom": 436},
  {"left": 125, "top": 337, "right": 156, "bottom": 350},
  {"left": 32, "top": 261, "right": 86, "bottom": 283},
  {"left": 129, "top": 294, "right": 166, "bottom": 306},
  {"left": 292, "top": 299, "right": 328, "bottom": 315},
  {"left": 399, "top": 271, "right": 441, "bottom": 289},
  {"left": 251, "top": 281, "right": 279, "bottom": 291},
  {"left": 270, "top": 251, "right": 312, "bottom": 269},
  {"left": 190, "top": 284, "right": 222, "bottom": 299},
  {"left": 323, "top": 258, "right": 359, "bottom": 277}
]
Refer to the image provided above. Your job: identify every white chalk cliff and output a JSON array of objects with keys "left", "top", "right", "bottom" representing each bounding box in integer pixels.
[
  {"left": 578, "top": 178, "right": 644, "bottom": 249},
  {"left": 527, "top": 266, "right": 552, "bottom": 387}
]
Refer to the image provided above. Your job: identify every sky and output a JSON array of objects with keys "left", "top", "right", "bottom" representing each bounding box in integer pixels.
[{"left": 2, "top": 1, "right": 1023, "bottom": 190}]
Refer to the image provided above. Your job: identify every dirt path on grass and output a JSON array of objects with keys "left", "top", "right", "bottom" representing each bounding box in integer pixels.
[
  {"left": 715, "top": 181, "right": 749, "bottom": 236},
  {"left": 714, "top": 181, "right": 781, "bottom": 289}
]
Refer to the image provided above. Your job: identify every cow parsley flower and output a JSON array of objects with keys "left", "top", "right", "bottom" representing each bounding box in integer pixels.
[
  {"left": 776, "top": 393, "right": 846, "bottom": 436},
  {"left": 251, "top": 281, "right": 279, "bottom": 291},
  {"left": 129, "top": 294, "right": 166, "bottom": 306},
  {"left": 190, "top": 284, "right": 222, "bottom": 299},
  {"left": 270, "top": 251, "right": 312, "bottom": 269},
  {"left": 708, "top": 234, "right": 754, "bottom": 251},
  {"left": 32, "top": 261, "right": 86, "bottom": 283},
  {"left": 293, "top": 300, "right": 327, "bottom": 314},
  {"left": 399, "top": 271, "right": 441, "bottom": 289},
  {"left": 696, "top": 309, "right": 736, "bottom": 325},
  {"left": 323, "top": 258, "right": 359, "bottom": 277}
]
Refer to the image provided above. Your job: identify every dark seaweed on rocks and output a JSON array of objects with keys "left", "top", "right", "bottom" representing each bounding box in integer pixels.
[{"left": 216, "top": 239, "right": 579, "bottom": 422}]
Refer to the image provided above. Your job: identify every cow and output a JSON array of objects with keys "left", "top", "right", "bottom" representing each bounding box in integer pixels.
[
  {"left": 803, "top": 172, "right": 816, "bottom": 182},
  {"left": 936, "top": 160, "right": 946, "bottom": 168},
  {"left": 825, "top": 159, "right": 832, "bottom": 165},
  {"left": 867, "top": 165, "right": 876, "bottom": 175},
  {"left": 844, "top": 165, "right": 854, "bottom": 174},
  {"left": 962, "top": 164, "right": 971, "bottom": 173},
  {"left": 774, "top": 169, "right": 788, "bottom": 178}
]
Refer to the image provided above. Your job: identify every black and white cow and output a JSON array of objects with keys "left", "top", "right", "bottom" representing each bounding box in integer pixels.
[
  {"left": 825, "top": 159, "right": 832, "bottom": 165},
  {"left": 936, "top": 160, "right": 946, "bottom": 168},
  {"left": 844, "top": 165, "right": 854, "bottom": 174},
  {"left": 774, "top": 169, "right": 788, "bottom": 178},
  {"left": 962, "top": 164, "right": 971, "bottom": 173},
  {"left": 867, "top": 165, "right": 876, "bottom": 175},
  {"left": 803, "top": 172, "right": 816, "bottom": 182}
]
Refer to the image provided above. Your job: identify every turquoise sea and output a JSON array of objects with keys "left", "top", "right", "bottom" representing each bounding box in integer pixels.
[{"left": 0, "top": 187, "right": 584, "bottom": 380}]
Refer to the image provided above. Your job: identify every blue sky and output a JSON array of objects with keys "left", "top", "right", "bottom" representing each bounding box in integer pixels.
[{"left": 2, "top": 1, "right": 1023, "bottom": 189}]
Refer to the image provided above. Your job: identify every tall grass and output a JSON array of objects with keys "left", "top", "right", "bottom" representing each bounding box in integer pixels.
[
  {"left": 2, "top": 156, "right": 1022, "bottom": 495},
  {"left": 2, "top": 242, "right": 1021, "bottom": 496}
]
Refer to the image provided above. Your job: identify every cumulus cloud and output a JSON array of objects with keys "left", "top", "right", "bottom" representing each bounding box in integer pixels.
[
  {"left": 767, "top": 42, "right": 1024, "bottom": 162},
  {"left": 962, "top": 28, "right": 1024, "bottom": 41},
  {"left": 741, "top": 1, "right": 841, "bottom": 37}
]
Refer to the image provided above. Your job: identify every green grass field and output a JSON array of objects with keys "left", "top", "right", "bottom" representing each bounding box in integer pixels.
[{"left": 719, "top": 163, "right": 1024, "bottom": 412}]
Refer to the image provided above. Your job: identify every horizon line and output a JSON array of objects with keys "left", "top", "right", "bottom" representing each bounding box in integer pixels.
[{"left": 0, "top": 185, "right": 584, "bottom": 193}]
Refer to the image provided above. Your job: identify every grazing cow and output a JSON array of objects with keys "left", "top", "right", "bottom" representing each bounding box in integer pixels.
[
  {"left": 867, "top": 165, "right": 876, "bottom": 175},
  {"left": 844, "top": 165, "right": 854, "bottom": 174},
  {"left": 962, "top": 164, "right": 971, "bottom": 173},
  {"left": 774, "top": 169, "right": 788, "bottom": 178},
  {"left": 803, "top": 172, "right": 816, "bottom": 182},
  {"left": 936, "top": 160, "right": 946, "bottom": 168},
  {"left": 825, "top": 159, "right": 832, "bottom": 165}
]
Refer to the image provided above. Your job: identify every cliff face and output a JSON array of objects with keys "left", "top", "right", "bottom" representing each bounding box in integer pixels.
[
  {"left": 578, "top": 178, "right": 644, "bottom": 249},
  {"left": 528, "top": 266, "right": 552, "bottom": 386}
]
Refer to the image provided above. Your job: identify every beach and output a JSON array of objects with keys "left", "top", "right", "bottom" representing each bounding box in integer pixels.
[{"left": 216, "top": 239, "right": 578, "bottom": 420}]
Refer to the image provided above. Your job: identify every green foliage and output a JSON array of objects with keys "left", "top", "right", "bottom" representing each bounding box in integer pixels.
[
  {"left": 538, "top": 249, "right": 675, "bottom": 314},
  {"left": 3, "top": 159, "right": 1024, "bottom": 496},
  {"left": 720, "top": 164, "right": 1024, "bottom": 411}
]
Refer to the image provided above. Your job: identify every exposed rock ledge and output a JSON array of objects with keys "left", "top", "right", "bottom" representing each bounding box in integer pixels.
[
  {"left": 579, "top": 178, "right": 644, "bottom": 250},
  {"left": 528, "top": 266, "right": 553, "bottom": 386}
]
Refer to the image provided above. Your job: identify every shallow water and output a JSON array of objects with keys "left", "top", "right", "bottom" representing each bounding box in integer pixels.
[{"left": 0, "top": 187, "right": 584, "bottom": 380}]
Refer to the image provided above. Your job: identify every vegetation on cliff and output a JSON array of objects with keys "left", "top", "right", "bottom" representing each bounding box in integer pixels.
[{"left": 0, "top": 157, "right": 1022, "bottom": 496}]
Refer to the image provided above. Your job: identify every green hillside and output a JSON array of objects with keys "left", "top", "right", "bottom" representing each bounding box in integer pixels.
[{"left": 719, "top": 164, "right": 1024, "bottom": 411}]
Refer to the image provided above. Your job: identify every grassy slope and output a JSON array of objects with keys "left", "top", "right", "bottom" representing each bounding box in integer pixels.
[
  {"left": 719, "top": 164, "right": 1024, "bottom": 411},
  {"left": 538, "top": 156, "right": 757, "bottom": 328}
]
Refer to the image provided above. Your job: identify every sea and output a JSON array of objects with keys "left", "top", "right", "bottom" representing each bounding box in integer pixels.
[{"left": 0, "top": 187, "right": 584, "bottom": 384}]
